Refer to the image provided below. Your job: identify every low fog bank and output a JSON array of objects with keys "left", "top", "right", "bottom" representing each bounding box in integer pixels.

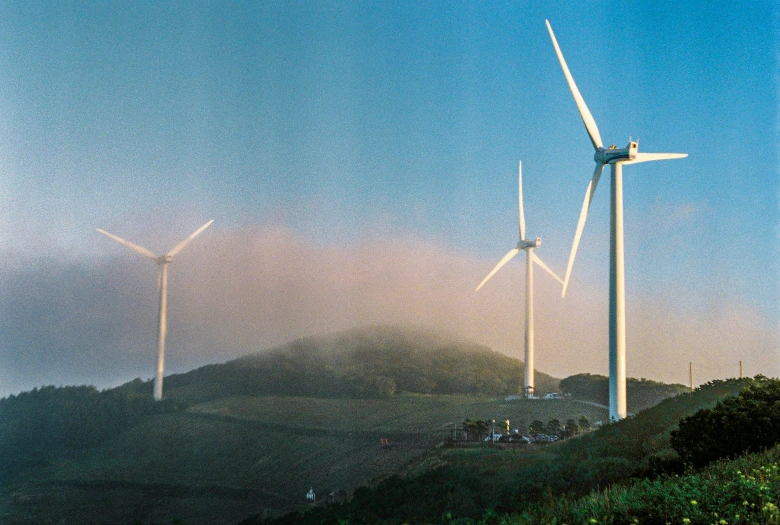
[{"left": 0, "top": 224, "right": 776, "bottom": 397}]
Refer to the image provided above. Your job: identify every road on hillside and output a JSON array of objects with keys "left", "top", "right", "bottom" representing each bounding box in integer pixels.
[{"left": 571, "top": 399, "right": 609, "bottom": 410}]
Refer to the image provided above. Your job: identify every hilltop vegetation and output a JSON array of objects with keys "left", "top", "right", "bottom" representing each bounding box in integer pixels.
[
  {"left": 148, "top": 325, "right": 560, "bottom": 402},
  {"left": 561, "top": 373, "right": 689, "bottom": 412}
]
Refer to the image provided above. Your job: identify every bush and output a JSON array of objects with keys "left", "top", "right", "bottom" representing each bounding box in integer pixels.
[{"left": 671, "top": 376, "right": 780, "bottom": 468}]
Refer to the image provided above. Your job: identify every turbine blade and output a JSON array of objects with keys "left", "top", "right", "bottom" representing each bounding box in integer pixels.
[
  {"left": 562, "top": 163, "right": 604, "bottom": 298},
  {"left": 476, "top": 248, "right": 520, "bottom": 292},
  {"left": 531, "top": 253, "right": 564, "bottom": 285},
  {"left": 518, "top": 160, "right": 526, "bottom": 241},
  {"left": 621, "top": 152, "right": 688, "bottom": 165},
  {"left": 97, "top": 229, "right": 159, "bottom": 261},
  {"left": 166, "top": 219, "right": 214, "bottom": 258},
  {"left": 545, "top": 20, "right": 603, "bottom": 150}
]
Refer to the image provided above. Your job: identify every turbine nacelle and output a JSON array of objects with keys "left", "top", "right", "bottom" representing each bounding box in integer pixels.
[
  {"left": 157, "top": 255, "right": 173, "bottom": 265},
  {"left": 518, "top": 237, "right": 541, "bottom": 250},
  {"left": 595, "top": 141, "right": 638, "bottom": 165},
  {"left": 475, "top": 162, "right": 563, "bottom": 293}
]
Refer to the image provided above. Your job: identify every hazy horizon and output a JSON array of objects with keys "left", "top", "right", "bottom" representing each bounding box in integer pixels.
[{"left": 1, "top": 222, "right": 775, "bottom": 397}]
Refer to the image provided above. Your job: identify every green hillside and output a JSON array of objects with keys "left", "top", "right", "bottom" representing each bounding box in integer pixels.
[
  {"left": 0, "top": 394, "right": 607, "bottom": 524},
  {"left": 0, "top": 326, "right": 708, "bottom": 524},
  {"left": 516, "top": 443, "right": 780, "bottom": 525},
  {"left": 255, "top": 377, "right": 766, "bottom": 525}
]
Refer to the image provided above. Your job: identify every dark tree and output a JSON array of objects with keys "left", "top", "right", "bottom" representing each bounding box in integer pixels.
[
  {"left": 560, "top": 373, "right": 687, "bottom": 411},
  {"left": 546, "top": 419, "right": 562, "bottom": 436},
  {"left": 463, "top": 419, "right": 489, "bottom": 441},
  {"left": 670, "top": 376, "right": 780, "bottom": 468}
]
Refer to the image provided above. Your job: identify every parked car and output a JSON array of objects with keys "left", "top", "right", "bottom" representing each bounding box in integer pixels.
[{"left": 501, "top": 434, "right": 531, "bottom": 443}]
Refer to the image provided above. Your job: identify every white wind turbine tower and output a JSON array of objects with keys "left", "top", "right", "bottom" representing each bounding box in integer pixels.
[
  {"left": 546, "top": 20, "right": 687, "bottom": 420},
  {"left": 98, "top": 220, "right": 214, "bottom": 401},
  {"left": 476, "top": 161, "right": 563, "bottom": 397}
]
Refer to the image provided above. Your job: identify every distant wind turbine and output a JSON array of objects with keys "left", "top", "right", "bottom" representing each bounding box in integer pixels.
[
  {"left": 476, "top": 161, "right": 563, "bottom": 397},
  {"left": 546, "top": 19, "right": 687, "bottom": 420},
  {"left": 98, "top": 220, "right": 213, "bottom": 401}
]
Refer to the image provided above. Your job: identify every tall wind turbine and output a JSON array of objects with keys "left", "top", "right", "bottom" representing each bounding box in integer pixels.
[
  {"left": 546, "top": 20, "right": 687, "bottom": 420},
  {"left": 98, "top": 220, "right": 213, "bottom": 401},
  {"left": 476, "top": 161, "right": 563, "bottom": 397}
]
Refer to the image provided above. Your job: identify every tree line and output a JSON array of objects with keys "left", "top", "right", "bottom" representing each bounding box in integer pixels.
[
  {"left": 0, "top": 383, "right": 180, "bottom": 478},
  {"left": 560, "top": 373, "right": 689, "bottom": 412},
  {"left": 461, "top": 416, "right": 592, "bottom": 441}
]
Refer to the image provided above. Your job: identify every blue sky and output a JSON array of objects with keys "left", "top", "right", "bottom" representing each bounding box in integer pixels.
[{"left": 0, "top": 1, "right": 777, "bottom": 396}]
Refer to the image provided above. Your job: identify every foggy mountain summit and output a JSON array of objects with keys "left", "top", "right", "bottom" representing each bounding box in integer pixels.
[{"left": 138, "top": 324, "right": 560, "bottom": 403}]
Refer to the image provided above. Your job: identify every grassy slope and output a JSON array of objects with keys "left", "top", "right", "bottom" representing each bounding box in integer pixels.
[
  {"left": 1, "top": 394, "right": 607, "bottom": 524},
  {"left": 255, "top": 378, "right": 758, "bottom": 525},
  {"left": 507, "top": 443, "right": 780, "bottom": 525}
]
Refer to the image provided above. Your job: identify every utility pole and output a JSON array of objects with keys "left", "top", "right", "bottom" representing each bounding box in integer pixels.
[
  {"left": 689, "top": 362, "right": 693, "bottom": 391},
  {"left": 740, "top": 361, "right": 743, "bottom": 379}
]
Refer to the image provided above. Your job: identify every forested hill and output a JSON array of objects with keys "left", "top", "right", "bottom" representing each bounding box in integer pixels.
[
  {"left": 142, "top": 325, "right": 560, "bottom": 402},
  {"left": 561, "top": 373, "right": 689, "bottom": 413}
]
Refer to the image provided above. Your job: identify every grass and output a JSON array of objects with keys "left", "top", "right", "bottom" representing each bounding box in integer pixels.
[
  {"left": 493, "top": 444, "right": 780, "bottom": 525},
  {"left": 250, "top": 379, "right": 765, "bottom": 525},
  {"left": 190, "top": 393, "right": 607, "bottom": 434},
  {"left": 1, "top": 394, "right": 606, "bottom": 524}
]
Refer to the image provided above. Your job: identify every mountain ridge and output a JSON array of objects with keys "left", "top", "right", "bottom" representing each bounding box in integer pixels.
[{"left": 135, "top": 324, "right": 560, "bottom": 403}]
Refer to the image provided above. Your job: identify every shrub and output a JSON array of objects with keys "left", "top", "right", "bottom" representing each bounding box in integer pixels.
[{"left": 671, "top": 376, "right": 780, "bottom": 468}]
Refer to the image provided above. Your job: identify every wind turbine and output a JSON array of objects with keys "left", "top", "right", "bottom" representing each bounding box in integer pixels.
[
  {"left": 98, "top": 219, "right": 213, "bottom": 401},
  {"left": 545, "top": 20, "right": 687, "bottom": 420},
  {"left": 476, "top": 161, "right": 563, "bottom": 397}
]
